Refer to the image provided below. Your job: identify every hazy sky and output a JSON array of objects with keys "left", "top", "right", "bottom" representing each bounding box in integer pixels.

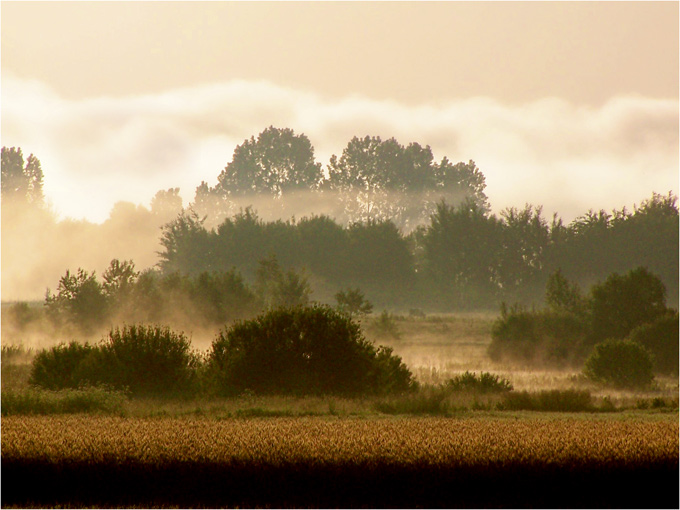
[{"left": 2, "top": 1, "right": 678, "bottom": 223}]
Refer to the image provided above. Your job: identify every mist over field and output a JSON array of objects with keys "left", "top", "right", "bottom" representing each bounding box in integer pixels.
[
  {"left": 2, "top": 73, "right": 677, "bottom": 225},
  {"left": 2, "top": 4, "right": 679, "bottom": 509}
]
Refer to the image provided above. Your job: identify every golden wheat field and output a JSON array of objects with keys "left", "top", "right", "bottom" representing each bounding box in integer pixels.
[
  {"left": 3, "top": 414, "right": 678, "bottom": 508},
  {"left": 3, "top": 415, "right": 677, "bottom": 466}
]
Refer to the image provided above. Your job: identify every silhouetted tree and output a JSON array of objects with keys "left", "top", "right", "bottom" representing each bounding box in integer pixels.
[
  {"left": 159, "top": 210, "right": 214, "bottom": 274},
  {"left": 151, "top": 187, "right": 183, "bottom": 223},
  {"left": 335, "top": 287, "right": 373, "bottom": 318},
  {"left": 255, "top": 255, "right": 311, "bottom": 309},
  {"left": 102, "top": 259, "right": 139, "bottom": 307},
  {"left": 1, "top": 146, "right": 44, "bottom": 206},
  {"left": 588, "top": 266, "right": 668, "bottom": 344},
  {"left": 422, "top": 198, "right": 502, "bottom": 308},
  {"left": 326, "top": 136, "right": 488, "bottom": 230},
  {"left": 497, "top": 204, "right": 550, "bottom": 303},
  {"left": 215, "top": 126, "right": 323, "bottom": 198},
  {"left": 45, "top": 268, "right": 108, "bottom": 333},
  {"left": 545, "top": 269, "right": 587, "bottom": 317}
]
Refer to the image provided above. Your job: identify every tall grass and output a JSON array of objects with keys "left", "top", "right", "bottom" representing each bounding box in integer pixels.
[
  {"left": 500, "top": 389, "right": 594, "bottom": 412},
  {"left": 1, "top": 387, "right": 127, "bottom": 416}
]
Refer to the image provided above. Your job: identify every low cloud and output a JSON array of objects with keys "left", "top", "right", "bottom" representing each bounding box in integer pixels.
[{"left": 2, "top": 73, "right": 677, "bottom": 223}]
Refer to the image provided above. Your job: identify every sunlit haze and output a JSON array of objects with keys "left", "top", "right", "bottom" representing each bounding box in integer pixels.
[{"left": 2, "top": 2, "right": 677, "bottom": 224}]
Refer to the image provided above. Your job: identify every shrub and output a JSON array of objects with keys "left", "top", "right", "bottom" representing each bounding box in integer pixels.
[
  {"left": 374, "top": 386, "right": 448, "bottom": 415},
  {"left": 629, "top": 310, "right": 679, "bottom": 375},
  {"left": 488, "top": 304, "right": 587, "bottom": 365},
  {"left": 208, "top": 305, "right": 414, "bottom": 396},
  {"left": 445, "top": 371, "right": 513, "bottom": 393},
  {"left": 500, "top": 389, "right": 594, "bottom": 412},
  {"left": 583, "top": 339, "right": 654, "bottom": 389},
  {"left": 29, "top": 342, "right": 95, "bottom": 390},
  {"left": 80, "top": 325, "right": 200, "bottom": 396}
]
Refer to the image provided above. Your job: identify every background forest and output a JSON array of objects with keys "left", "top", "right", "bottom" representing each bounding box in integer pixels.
[{"left": 2, "top": 126, "right": 678, "bottom": 329}]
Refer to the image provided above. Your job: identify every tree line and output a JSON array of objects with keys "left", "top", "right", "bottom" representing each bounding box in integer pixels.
[
  {"left": 160, "top": 191, "right": 679, "bottom": 311},
  {"left": 2, "top": 128, "right": 678, "bottom": 312}
]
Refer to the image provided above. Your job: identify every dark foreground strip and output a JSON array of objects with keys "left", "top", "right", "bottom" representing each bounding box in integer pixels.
[{"left": 2, "top": 458, "right": 678, "bottom": 508}]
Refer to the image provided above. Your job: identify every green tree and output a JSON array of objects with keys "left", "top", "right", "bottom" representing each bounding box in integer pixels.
[
  {"left": 215, "top": 126, "right": 323, "bottom": 198},
  {"left": 589, "top": 267, "right": 667, "bottom": 344},
  {"left": 497, "top": 204, "right": 550, "bottom": 303},
  {"left": 335, "top": 287, "right": 373, "bottom": 318},
  {"left": 102, "top": 259, "right": 139, "bottom": 303},
  {"left": 326, "top": 136, "right": 488, "bottom": 229},
  {"left": 422, "top": 198, "right": 502, "bottom": 308},
  {"left": 79, "top": 325, "right": 199, "bottom": 396},
  {"left": 255, "top": 255, "right": 311, "bottom": 310},
  {"left": 45, "top": 269, "right": 109, "bottom": 333},
  {"left": 158, "top": 209, "right": 214, "bottom": 274},
  {"left": 188, "top": 270, "right": 259, "bottom": 325},
  {"left": 630, "top": 310, "right": 679, "bottom": 375},
  {"left": 545, "top": 269, "right": 587, "bottom": 316},
  {"left": 150, "top": 187, "right": 183, "bottom": 223},
  {"left": 1, "top": 146, "right": 44, "bottom": 206}
]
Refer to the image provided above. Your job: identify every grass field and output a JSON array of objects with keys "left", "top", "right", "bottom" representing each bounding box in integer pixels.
[{"left": 2, "top": 312, "right": 679, "bottom": 507}]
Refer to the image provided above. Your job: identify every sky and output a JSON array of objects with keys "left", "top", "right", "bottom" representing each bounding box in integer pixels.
[{"left": 1, "top": 1, "right": 678, "bottom": 224}]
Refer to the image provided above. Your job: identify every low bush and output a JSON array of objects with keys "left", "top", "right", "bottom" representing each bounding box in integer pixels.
[
  {"left": 29, "top": 342, "right": 95, "bottom": 390},
  {"left": 629, "top": 310, "right": 679, "bottom": 375},
  {"left": 29, "top": 326, "right": 200, "bottom": 396},
  {"left": 80, "top": 325, "right": 200, "bottom": 396},
  {"left": 444, "top": 371, "right": 513, "bottom": 393},
  {"left": 1, "top": 387, "right": 127, "bottom": 416},
  {"left": 208, "top": 305, "right": 414, "bottom": 396},
  {"left": 500, "top": 389, "right": 594, "bottom": 412},
  {"left": 583, "top": 339, "right": 654, "bottom": 389},
  {"left": 488, "top": 305, "right": 588, "bottom": 366}
]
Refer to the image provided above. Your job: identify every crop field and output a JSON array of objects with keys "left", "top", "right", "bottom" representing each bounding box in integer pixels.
[{"left": 2, "top": 414, "right": 678, "bottom": 508}]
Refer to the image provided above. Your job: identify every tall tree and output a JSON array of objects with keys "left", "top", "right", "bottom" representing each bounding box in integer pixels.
[
  {"left": 422, "top": 198, "right": 502, "bottom": 308},
  {"left": 497, "top": 204, "right": 550, "bottom": 303},
  {"left": 1, "top": 146, "right": 44, "bottom": 206},
  {"left": 214, "top": 126, "right": 323, "bottom": 198},
  {"left": 326, "top": 136, "right": 488, "bottom": 230},
  {"left": 151, "top": 188, "right": 183, "bottom": 223}
]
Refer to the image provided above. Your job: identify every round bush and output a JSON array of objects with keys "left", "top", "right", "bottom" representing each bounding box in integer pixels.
[
  {"left": 80, "top": 324, "right": 199, "bottom": 396},
  {"left": 583, "top": 339, "right": 654, "bottom": 388},
  {"left": 29, "top": 341, "right": 94, "bottom": 390},
  {"left": 208, "top": 305, "right": 414, "bottom": 396},
  {"left": 630, "top": 311, "right": 679, "bottom": 375}
]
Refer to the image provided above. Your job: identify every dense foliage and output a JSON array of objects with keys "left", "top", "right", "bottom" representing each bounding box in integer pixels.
[
  {"left": 80, "top": 325, "right": 200, "bottom": 396},
  {"left": 30, "top": 342, "right": 95, "bottom": 390},
  {"left": 42, "top": 259, "right": 261, "bottom": 334},
  {"left": 159, "top": 191, "right": 679, "bottom": 312},
  {"left": 30, "top": 326, "right": 199, "bottom": 396},
  {"left": 489, "top": 266, "right": 677, "bottom": 376},
  {"left": 583, "top": 339, "right": 655, "bottom": 389},
  {"left": 629, "top": 310, "right": 679, "bottom": 375},
  {"left": 208, "top": 305, "right": 414, "bottom": 396},
  {"left": 4, "top": 138, "right": 678, "bottom": 313}
]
